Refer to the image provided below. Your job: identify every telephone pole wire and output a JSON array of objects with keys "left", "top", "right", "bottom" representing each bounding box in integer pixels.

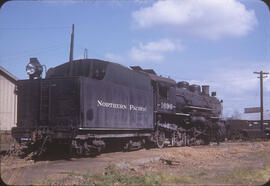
[{"left": 253, "top": 71, "right": 269, "bottom": 131}]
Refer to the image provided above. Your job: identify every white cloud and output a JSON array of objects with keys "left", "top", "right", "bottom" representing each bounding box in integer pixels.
[
  {"left": 105, "top": 53, "right": 124, "bottom": 62},
  {"left": 138, "top": 38, "right": 181, "bottom": 52},
  {"left": 211, "top": 66, "right": 270, "bottom": 96},
  {"left": 105, "top": 39, "right": 184, "bottom": 63},
  {"left": 129, "top": 47, "right": 164, "bottom": 62},
  {"left": 172, "top": 68, "right": 261, "bottom": 96},
  {"left": 211, "top": 69, "right": 258, "bottom": 95},
  {"left": 128, "top": 39, "right": 184, "bottom": 62},
  {"left": 169, "top": 63, "right": 270, "bottom": 116},
  {"left": 203, "top": 66, "right": 270, "bottom": 116},
  {"left": 41, "top": 0, "right": 78, "bottom": 5},
  {"left": 132, "top": 0, "right": 257, "bottom": 39},
  {"left": 265, "top": 76, "right": 270, "bottom": 92}
]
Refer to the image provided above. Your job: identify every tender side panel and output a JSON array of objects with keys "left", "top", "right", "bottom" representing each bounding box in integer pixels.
[
  {"left": 81, "top": 78, "right": 153, "bottom": 129},
  {"left": 17, "top": 80, "right": 41, "bottom": 128},
  {"left": 49, "top": 78, "right": 80, "bottom": 127},
  {"left": 16, "top": 78, "right": 81, "bottom": 128}
]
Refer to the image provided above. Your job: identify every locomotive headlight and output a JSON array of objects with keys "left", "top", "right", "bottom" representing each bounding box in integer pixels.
[
  {"left": 26, "top": 58, "right": 43, "bottom": 79},
  {"left": 26, "top": 63, "right": 36, "bottom": 75}
]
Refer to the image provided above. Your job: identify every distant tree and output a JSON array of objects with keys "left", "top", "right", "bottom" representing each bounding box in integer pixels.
[{"left": 231, "top": 110, "right": 241, "bottom": 119}]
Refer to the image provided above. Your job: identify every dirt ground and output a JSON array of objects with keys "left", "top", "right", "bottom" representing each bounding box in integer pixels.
[
  {"left": 0, "top": 131, "right": 15, "bottom": 152},
  {"left": 1, "top": 141, "right": 270, "bottom": 185}
]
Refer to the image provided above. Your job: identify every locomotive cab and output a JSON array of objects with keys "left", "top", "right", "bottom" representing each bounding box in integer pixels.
[{"left": 156, "top": 82, "right": 176, "bottom": 114}]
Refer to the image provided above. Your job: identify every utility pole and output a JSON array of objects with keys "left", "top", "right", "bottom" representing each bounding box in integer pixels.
[
  {"left": 69, "top": 24, "right": 74, "bottom": 62},
  {"left": 253, "top": 71, "right": 269, "bottom": 131}
]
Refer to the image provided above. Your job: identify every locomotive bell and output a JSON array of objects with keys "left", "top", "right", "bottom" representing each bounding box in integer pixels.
[
  {"left": 26, "top": 58, "right": 43, "bottom": 79},
  {"left": 189, "top": 84, "right": 201, "bottom": 94}
]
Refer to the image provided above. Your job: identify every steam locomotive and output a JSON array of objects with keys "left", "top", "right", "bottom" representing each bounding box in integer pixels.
[{"left": 12, "top": 58, "right": 224, "bottom": 155}]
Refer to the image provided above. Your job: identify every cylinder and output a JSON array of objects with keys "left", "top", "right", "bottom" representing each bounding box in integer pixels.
[{"left": 191, "top": 116, "right": 206, "bottom": 124}]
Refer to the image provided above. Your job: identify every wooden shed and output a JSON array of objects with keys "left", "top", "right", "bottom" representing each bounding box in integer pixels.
[{"left": 0, "top": 66, "right": 18, "bottom": 131}]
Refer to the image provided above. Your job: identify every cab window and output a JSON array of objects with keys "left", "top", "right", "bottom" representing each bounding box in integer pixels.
[{"left": 159, "top": 84, "right": 168, "bottom": 99}]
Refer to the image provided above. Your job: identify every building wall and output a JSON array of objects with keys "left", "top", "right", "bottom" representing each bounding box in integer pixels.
[{"left": 0, "top": 74, "right": 17, "bottom": 131}]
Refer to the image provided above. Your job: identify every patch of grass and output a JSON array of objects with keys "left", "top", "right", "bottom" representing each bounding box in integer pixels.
[
  {"left": 193, "top": 171, "right": 208, "bottom": 178},
  {"left": 253, "top": 150, "right": 270, "bottom": 158},
  {"left": 38, "top": 178, "right": 56, "bottom": 185},
  {"left": 43, "top": 165, "right": 193, "bottom": 185},
  {"left": 95, "top": 165, "right": 193, "bottom": 185},
  {"left": 91, "top": 165, "right": 162, "bottom": 186},
  {"left": 159, "top": 172, "right": 191, "bottom": 184},
  {"left": 218, "top": 160, "right": 270, "bottom": 184}
]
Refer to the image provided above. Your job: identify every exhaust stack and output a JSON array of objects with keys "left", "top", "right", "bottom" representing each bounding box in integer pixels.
[{"left": 202, "top": 85, "right": 210, "bottom": 96}]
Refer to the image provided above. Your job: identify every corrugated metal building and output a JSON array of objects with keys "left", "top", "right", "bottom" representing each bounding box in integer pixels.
[{"left": 0, "top": 66, "right": 18, "bottom": 131}]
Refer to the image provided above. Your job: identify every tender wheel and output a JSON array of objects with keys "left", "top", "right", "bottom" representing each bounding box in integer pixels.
[{"left": 156, "top": 130, "right": 165, "bottom": 148}]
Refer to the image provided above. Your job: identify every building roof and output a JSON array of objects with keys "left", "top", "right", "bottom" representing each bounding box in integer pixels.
[
  {"left": 0, "top": 66, "right": 18, "bottom": 84},
  {"left": 240, "top": 111, "right": 270, "bottom": 121}
]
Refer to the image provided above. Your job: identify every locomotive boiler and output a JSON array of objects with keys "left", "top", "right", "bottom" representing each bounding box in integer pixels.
[{"left": 12, "top": 58, "right": 223, "bottom": 155}]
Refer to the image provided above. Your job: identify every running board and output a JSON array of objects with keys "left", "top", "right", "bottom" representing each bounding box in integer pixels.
[{"left": 75, "top": 133, "right": 151, "bottom": 140}]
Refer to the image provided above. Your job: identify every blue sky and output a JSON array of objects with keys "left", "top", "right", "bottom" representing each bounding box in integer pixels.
[{"left": 0, "top": 0, "right": 270, "bottom": 117}]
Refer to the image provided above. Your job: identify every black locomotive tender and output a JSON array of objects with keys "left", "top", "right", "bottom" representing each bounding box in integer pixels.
[
  {"left": 225, "top": 119, "right": 270, "bottom": 140},
  {"left": 12, "top": 58, "right": 224, "bottom": 155}
]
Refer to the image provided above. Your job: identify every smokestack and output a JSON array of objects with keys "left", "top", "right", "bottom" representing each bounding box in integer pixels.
[{"left": 202, "top": 85, "right": 210, "bottom": 96}]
